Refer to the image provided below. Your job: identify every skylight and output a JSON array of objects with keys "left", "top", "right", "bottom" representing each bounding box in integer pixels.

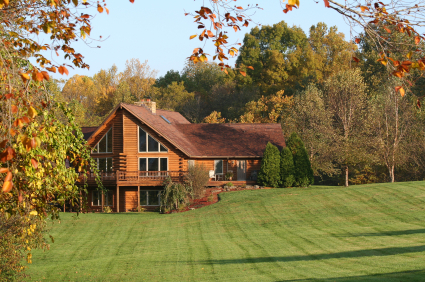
[{"left": 160, "top": 115, "right": 171, "bottom": 124}]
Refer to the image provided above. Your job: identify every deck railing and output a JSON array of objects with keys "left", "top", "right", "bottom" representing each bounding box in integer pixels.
[{"left": 78, "top": 171, "right": 187, "bottom": 184}]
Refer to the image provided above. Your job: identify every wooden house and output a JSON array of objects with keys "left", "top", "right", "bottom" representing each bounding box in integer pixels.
[{"left": 80, "top": 100, "right": 286, "bottom": 212}]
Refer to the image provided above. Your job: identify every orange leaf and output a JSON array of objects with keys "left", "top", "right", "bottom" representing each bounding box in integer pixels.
[
  {"left": 9, "top": 129, "right": 16, "bottom": 137},
  {"left": 355, "top": 38, "right": 360, "bottom": 44},
  {"left": 236, "top": 6, "right": 243, "bottom": 9},
  {"left": 397, "top": 87, "right": 405, "bottom": 96},
  {"left": 2, "top": 181, "right": 12, "bottom": 193},
  {"left": 384, "top": 27, "right": 391, "bottom": 33},
  {"left": 31, "top": 159, "right": 38, "bottom": 169},
  {"left": 207, "top": 30, "right": 214, "bottom": 37},
  {"left": 31, "top": 138, "right": 37, "bottom": 149},
  {"left": 5, "top": 171, "right": 12, "bottom": 182},
  {"left": 19, "top": 72, "right": 30, "bottom": 82},
  {"left": 393, "top": 71, "right": 403, "bottom": 78},
  {"left": 35, "top": 72, "right": 44, "bottom": 82},
  {"left": 324, "top": 0, "right": 330, "bottom": 7},
  {"left": 233, "top": 26, "right": 238, "bottom": 32},
  {"left": 97, "top": 5, "right": 103, "bottom": 13},
  {"left": 46, "top": 66, "right": 56, "bottom": 73},
  {"left": 41, "top": 71, "right": 49, "bottom": 81},
  {"left": 240, "top": 71, "right": 246, "bottom": 76},
  {"left": 0, "top": 140, "right": 7, "bottom": 148},
  {"left": 352, "top": 56, "right": 360, "bottom": 63},
  {"left": 130, "top": 0, "right": 134, "bottom": 2},
  {"left": 415, "top": 36, "right": 421, "bottom": 45},
  {"left": 189, "top": 34, "right": 197, "bottom": 40},
  {"left": 11, "top": 105, "right": 18, "bottom": 113},
  {"left": 105, "top": 7, "right": 109, "bottom": 14},
  {"left": 58, "top": 66, "right": 69, "bottom": 75},
  {"left": 360, "top": 6, "right": 369, "bottom": 12},
  {"left": 0, "top": 168, "right": 9, "bottom": 173},
  {"left": 247, "top": 66, "right": 254, "bottom": 70}
]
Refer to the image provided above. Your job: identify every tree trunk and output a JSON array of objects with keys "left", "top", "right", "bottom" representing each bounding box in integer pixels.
[
  {"left": 389, "top": 165, "right": 395, "bottom": 183},
  {"left": 345, "top": 166, "right": 349, "bottom": 187}
]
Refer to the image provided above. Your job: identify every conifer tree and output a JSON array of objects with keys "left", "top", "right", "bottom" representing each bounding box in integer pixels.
[
  {"left": 280, "top": 147, "right": 295, "bottom": 187},
  {"left": 287, "top": 133, "right": 314, "bottom": 187},
  {"left": 258, "top": 142, "right": 281, "bottom": 187}
]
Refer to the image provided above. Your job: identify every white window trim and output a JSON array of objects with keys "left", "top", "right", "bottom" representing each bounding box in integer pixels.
[
  {"left": 214, "top": 160, "right": 224, "bottom": 175},
  {"left": 138, "top": 157, "right": 168, "bottom": 171},
  {"left": 140, "top": 190, "right": 161, "bottom": 206},
  {"left": 92, "top": 128, "right": 113, "bottom": 154},
  {"left": 188, "top": 160, "right": 195, "bottom": 169},
  {"left": 138, "top": 126, "right": 168, "bottom": 153}
]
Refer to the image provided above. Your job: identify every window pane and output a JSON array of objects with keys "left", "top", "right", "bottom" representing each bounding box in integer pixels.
[
  {"left": 215, "top": 160, "right": 223, "bottom": 174},
  {"left": 98, "top": 136, "right": 107, "bottom": 152},
  {"left": 160, "top": 158, "right": 167, "bottom": 171},
  {"left": 140, "top": 191, "right": 148, "bottom": 206},
  {"left": 106, "top": 158, "right": 113, "bottom": 172},
  {"left": 188, "top": 160, "right": 195, "bottom": 168},
  {"left": 92, "top": 191, "right": 100, "bottom": 206},
  {"left": 148, "top": 191, "right": 160, "bottom": 205},
  {"left": 148, "top": 158, "right": 159, "bottom": 171},
  {"left": 160, "top": 144, "right": 168, "bottom": 152},
  {"left": 139, "top": 158, "right": 147, "bottom": 171},
  {"left": 98, "top": 158, "right": 106, "bottom": 172},
  {"left": 148, "top": 135, "right": 159, "bottom": 152},
  {"left": 107, "top": 129, "right": 112, "bottom": 152},
  {"left": 139, "top": 128, "right": 146, "bottom": 152}
]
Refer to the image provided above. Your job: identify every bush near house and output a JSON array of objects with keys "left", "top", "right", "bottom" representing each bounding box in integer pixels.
[
  {"left": 258, "top": 142, "right": 281, "bottom": 187},
  {"left": 287, "top": 132, "right": 314, "bottom": 187},
  {"left": 280, "top": 147, "right": 295, "bottom": 187},
  {"left": 185, "top": 164, "right": 210, "bottom": 199}
]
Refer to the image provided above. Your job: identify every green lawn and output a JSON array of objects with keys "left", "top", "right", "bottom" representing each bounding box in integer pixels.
[{"left": 27, "top": 182, "right": 425, "bottom": 281}]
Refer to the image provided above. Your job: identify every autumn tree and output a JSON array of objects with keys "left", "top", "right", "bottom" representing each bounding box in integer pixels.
[
  {"left": 203, "top": 111, "right": 226, "bottom": 123},
  {"left": 325, "top": 69, "right": 370, "bottom": 187},
  {"left": 239, "top": 90, "right": 293, "bottom": 123},
  {"left": 0, "top": 0, "right": 108, "bottom": 276},
  {"left": 370, "top": 82, "right": 417, "bottom": 182},
  {"left": 285, "top": 85, "right": 337, "bottom": 177},
  {"left": 122, "top": 58, "right": 158, "bottom": 100}
]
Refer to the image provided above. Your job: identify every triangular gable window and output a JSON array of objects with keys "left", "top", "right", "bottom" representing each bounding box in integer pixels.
[
  {"left": 138, "top": 127, "right": 168, "bottom": 153},
  {"left": 92, "top": 128, "right": 112, "bottom": 153}
]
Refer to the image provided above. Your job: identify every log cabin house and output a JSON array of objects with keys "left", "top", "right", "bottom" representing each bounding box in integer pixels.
[{"left": 80, "top": 100, "right": 286, "bottom": 212}]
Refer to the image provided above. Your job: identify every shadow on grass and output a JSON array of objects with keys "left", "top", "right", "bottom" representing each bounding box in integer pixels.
[
  {"left": 278, "top": 269, "right": 425, "bottom": 282},
  {"left": 339, "top": 228, "right": 425, "bottom": 237},
  {"left": 196, "top": 245, "right": 425, "bottom": 264}
]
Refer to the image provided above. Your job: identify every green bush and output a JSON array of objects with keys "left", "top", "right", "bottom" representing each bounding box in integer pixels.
[
  {"left": 286, "top": 133, "right": 314, "bottom": 187},
  {"left": 258, "top": 142, "right": 281, "bottom": 187},
  {"left": 161, "top": 177, "right": 192, "bottom": 213},
  {"left": 280, "top": 147, "right": 295, "bottom": 187},
  {"left": 226, "top": 182, "right": 233, "bottom": 187}
]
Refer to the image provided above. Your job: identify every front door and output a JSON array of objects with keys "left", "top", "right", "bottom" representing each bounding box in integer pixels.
[{"left": 237, "top": 160, "right": 247, "bottom": 181}]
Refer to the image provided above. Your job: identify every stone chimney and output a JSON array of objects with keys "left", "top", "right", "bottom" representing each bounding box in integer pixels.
[{"left": 134, "top": 99, "right": 156, "bottom": 114}]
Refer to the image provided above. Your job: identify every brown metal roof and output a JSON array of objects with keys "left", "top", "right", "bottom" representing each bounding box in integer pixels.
[{"left": 123, "top": 103, "right": 285, "bottom": 157}]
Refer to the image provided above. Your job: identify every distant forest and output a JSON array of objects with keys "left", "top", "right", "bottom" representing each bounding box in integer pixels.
[{"left": 53, "top": 21, "right": 425, "bottom": 185}]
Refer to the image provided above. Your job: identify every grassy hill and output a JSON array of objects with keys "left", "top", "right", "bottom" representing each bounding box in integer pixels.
[{"left": 27, "top": 182, "right": 425, "bottom": 281}]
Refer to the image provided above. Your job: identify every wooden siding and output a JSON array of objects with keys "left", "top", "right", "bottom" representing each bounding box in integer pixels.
[
  {"left": 119, "top": 187, "right": 138, "bottom": 212},
  {"left": 122, "top": 109, "right": 187, "bottom": 173},
  {"left": 193, "top": 158, "right": 261, "bottom": 182}
]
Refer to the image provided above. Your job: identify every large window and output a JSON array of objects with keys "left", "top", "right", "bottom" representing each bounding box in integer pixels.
[
  {"left": 92, "top": 128, "right": 112, "bottom": 153},
  {"left": 214, "top": 160, "right": 223, "bottom": 174},
  {"left": 140, "top": 190, "right": 160, "bottom": 206},
  {"left": 94, "top": 157, "right": 113, "bottom": 172},
  {"left": 92, "top": 190, "right": 113, "bottom": 206},
  {"left": 138, "top": 127, "right": 168, "bottom": 153},
  {"left": 139, "top": 157, "right": 168, "bottom": 171}
]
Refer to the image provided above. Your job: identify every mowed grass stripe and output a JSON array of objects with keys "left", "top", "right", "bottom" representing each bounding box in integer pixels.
[{"left": 27, "top": 182, "right": 425, "bottom": 281}]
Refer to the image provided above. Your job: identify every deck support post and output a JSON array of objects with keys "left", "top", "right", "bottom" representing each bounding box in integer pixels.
[
  {"left": 116, "top": 185, "right": 120, "bottom": 213},
  {"left": 101, "top": 191, "right": 104, "bottom": 212},
  {"left": 137, "top": 186, "right": 140, "bottom": 212}
]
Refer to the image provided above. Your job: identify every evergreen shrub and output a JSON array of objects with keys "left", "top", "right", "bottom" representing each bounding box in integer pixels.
[
  {"left": 280, "top": 147, "right": 295, "bottom": 187},
  {"left": 287, "top": 133, "right": 314, "bottom": 187},
  {"left": 258, "top": 142, "right": 281, "bottom": 187}
]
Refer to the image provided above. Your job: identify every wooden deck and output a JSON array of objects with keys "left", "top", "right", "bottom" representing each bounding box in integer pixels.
[{"left": 78, "top": 171, "right": 257, "bottom": 187}]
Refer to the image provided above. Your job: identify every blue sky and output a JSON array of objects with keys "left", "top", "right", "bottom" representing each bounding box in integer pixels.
[{"left": 49, "top": 0, "right": 353, "bottom": 80}]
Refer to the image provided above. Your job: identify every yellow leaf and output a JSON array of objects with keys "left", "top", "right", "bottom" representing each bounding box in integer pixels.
[
  {"left": 189, "top": 34, "right": 197, "bottom": 40},
  {"left": 406, "top": 51, "right": 412, "bottom": 59},
  {"left": 19, "top": 72, "right": 30, "bottom": 82},
  {"left": 29, "top": 210, "right": 38, "bottom": 216},
  {"left": 28, "top": 106, "right": 37, "bottom": 118},
  {"left": 399, "top": 87, "right": 405, "bottom": 97},
  {"left": 288, "top": 0, "right": 297, "bottom": 6}
]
